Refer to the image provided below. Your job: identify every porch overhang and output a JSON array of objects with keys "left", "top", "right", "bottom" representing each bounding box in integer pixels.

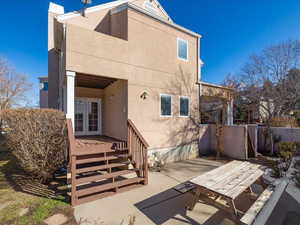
[{"left": 76, "top": 73, "right": 117, "bottom": 89}]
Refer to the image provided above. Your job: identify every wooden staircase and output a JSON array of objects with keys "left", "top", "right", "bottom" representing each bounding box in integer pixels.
[{"left": 67, "top": 119, "right": 149, "bottom": 206}]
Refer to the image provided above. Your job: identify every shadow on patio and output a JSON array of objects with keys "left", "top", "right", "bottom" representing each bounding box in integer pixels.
[{"left": 134, "top": 185, "right": 235, "bottom": 225}]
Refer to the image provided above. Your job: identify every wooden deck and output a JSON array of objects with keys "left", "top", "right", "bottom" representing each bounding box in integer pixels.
[
  {"left": 68, "top": 120, "right": 149, "bottom": 206},
  {"left": 75, "top": 135, "right": 123, "bottom": 145}
]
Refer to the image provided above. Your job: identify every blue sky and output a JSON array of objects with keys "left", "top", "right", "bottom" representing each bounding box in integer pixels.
[{"left": 0, "top": 0, "right": 300, "bottom": 100}]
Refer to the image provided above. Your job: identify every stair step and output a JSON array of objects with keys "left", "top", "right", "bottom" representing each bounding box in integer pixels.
[
  {"left": 76, "top": 162, "right": 130, "bottom": 174},
  {"left": 76, "top": 169, "right": 138, "bottom": 185},
  {"left": 76, "top": 154, "right": 130, "bottom": 164},
  {"left": 77, "top": 177, "right": 144, "bottom": 197},
  {"left": 76, "top": 183, "right": 144, "bottom": 205},
  {"left": 73, "top": 147, "right": 129, "bottom": 156}
]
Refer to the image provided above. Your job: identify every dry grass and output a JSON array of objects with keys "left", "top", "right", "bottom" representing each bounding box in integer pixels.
[{"left": 0, "top": 135, "right": 76, "bottom": 225}]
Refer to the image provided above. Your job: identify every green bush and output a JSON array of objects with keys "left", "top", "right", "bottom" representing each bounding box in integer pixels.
[
  {"left": 295, "top": 142, "right": 300, "bottom": 156},
  {"left": 0, "top": 109, "right": 68, "bottom": 183},
  {"left": 277, "top": 142, "right": 296, "bottom": 161}
]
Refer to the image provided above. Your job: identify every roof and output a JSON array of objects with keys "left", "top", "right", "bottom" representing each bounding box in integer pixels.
[
  {"left": 200, "top": 81, "right": 234, "bottom": 91},
  {"left": 38, "top": 76, "right": 48, "bottom": 80},
  {"left": 54, "top": 0, "right": 201, "bottom": 38}
]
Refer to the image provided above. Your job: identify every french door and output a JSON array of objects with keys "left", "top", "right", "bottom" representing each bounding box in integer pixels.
[{"left": 75, "top": 98, "right": 101, "bottom": 136}]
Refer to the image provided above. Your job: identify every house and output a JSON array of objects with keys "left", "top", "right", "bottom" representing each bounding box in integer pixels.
[
  {"left": 47, "top": 0, "right": 234, "bottom": 163},
  {"left": 38, "top": 76, "right": 49, "bottom": 108}
]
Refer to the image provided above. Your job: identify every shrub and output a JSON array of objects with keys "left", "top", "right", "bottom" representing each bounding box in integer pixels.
[
  {"left": 277, "top": 142, "right": 296, "bottom": 161},
  {"left": 0, "top": 109, "right": 68, "bottom": 183},
  {"left": 270, "top": 160, "right": 284, "bottom": 178},
  {"left": 270, "top": 116, "right": 298, "bottom": 127},
  {"left": 295, "top": 142, "right": 300, "bottom": 156}
]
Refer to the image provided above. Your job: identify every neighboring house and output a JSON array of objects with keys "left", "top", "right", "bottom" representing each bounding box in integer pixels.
[
  {"left": 47, "top": 0, "right": 233, "bottom": 162},
  {"left": 39, "top": 77, "right": 49, "bottom": 108}
]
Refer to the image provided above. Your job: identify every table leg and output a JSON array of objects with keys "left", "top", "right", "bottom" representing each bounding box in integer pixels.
[
  {"left": 230, "top": 199, "right": 238, "bottom": 217},
  {"left": 259, "top": 176, "right": 268, "bottom": 189},
  {"left": 186, "top": 188, "right": 201, "bottom": 211}
]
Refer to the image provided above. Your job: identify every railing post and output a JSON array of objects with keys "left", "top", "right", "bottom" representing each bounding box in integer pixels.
[
  {"left": 143, "top": 146, "right": 148, "bottom": 185},
  {"left": 127, "top": 123, "right": 131, "bottom": 154},
  {"left": 71, "top": 155, "right": 77, "bottom": 206}
]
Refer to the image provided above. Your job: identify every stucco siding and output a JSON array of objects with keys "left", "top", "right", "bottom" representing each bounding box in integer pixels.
[
  {"left": 111, "top": 10, "right": 128, "bottom": 40},
  {"left": 65, "top": 24, "right": 130, "bottom": 78},
  {"left": 48, "top": 12, "right": 60, "bottom": 109},
  {"left": 75, "top": 87, "right": 104, "bottom": 99},
  {"left": 55, "top": 4, "right": 200, "bottom": 151},
  {"left": 64, "top": 9, "right": 111, "bottom": 32},
  {"left": 103, "top": 80, "right": 128, "bottom": 140}
]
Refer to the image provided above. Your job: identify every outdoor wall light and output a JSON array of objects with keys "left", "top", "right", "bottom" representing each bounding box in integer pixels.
[{"left": 140, "top": 91, "right": 148, "bottom": 100}]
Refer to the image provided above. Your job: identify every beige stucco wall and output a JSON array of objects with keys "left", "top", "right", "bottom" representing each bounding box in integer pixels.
[
  {"left": 48, "top": 12, "right": 60, "bottom": 109},
  {"left": 103, "top": 80, "right": 128, "bottom": 141},
  {"left": 126, "top": 9, "right": 199, "bottom": 149},
  {"left": 201, "top": 84, "right": 232, "bottom": 101},
  {"left": 64, "top": 8, "right": 111, "bottom": 32},
  {"left": 203, "top": 125, "right": 248, "bottom": 160},
  {"left": 111, "top": 10, "right": 128, "bottom": 40},
  {"left": 52, "top": 4, "right": 200, "bottom": 151},
  {"left": 75, "top": 87, "right": 104, "bottom": 99}
]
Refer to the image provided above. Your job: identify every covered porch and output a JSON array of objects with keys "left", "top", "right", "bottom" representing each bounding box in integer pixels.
[
  {"left": 64, "top": 71, "right": 128, "bottom": 141},
  {"left": 200, "top": 82, "right": 234, "bottom": 125}
]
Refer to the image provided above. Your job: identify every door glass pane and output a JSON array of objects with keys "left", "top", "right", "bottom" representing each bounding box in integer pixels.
[
  {"left": 89, "top": 102, "right": 98, "bottom": 132},
  {"left": 75, "top": 114, "right": 84, "bottom": 132},
  {"left": 75, "top": 100, "right": 85, "bottom": 132}
]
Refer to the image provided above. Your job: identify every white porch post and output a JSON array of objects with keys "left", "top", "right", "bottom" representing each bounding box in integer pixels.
[
  {"left": 227, "top": 99, "right": 234, "bottom": 125},
  {"left": 66, "top": 71, "right": 76, "bottom": 130}
]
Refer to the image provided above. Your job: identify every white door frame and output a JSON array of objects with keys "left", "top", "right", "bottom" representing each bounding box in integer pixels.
[{"left": 75, "top": 97, "right": 102, "bottom": 136}]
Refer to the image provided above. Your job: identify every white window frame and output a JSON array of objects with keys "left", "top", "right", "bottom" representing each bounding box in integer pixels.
[
  {"left": 74, "top": 97, "right": 102, "bottom": 136},
  {"left": 160, "top": 94, "right": 172, "bottom": 117},
  {"left": 179, "top": 96, "right": 189, "bottom": 117},
  {"left": 177, "top": 38, "right": 189, "bottom": 62}
]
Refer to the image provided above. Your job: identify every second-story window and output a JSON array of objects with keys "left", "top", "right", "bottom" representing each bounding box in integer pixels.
[
  {"left": 177, "top": 38, "right": 188, "bottom": 61},
  {"left": 42, "top": 82, "right": 48, "bottom": 91}
]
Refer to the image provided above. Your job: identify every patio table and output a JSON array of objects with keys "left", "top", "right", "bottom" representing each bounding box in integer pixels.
[{"left": 188, "top": 160, "right": 266, "bottom": 221}]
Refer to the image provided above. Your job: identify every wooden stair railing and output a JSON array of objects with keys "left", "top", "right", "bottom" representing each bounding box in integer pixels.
[
  {"left": 67, "top": 119, "right": 148, "bottom": 206},
  {"left": 127, "top": 119, "right": 149, "bottom": 185}
]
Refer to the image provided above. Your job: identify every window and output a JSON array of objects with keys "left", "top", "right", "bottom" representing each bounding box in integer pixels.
[
  {"left": 179, "top": 96, "right": 189, "bottom": 117},
  {"left": 177, "top": 38, "right": 188, "bottom": 61},
  {"left": 160, "top": 94, "right": 172, "bottom": 116},
  {"left": 43, "top": 82, "right": 48, "bottom": 91}
]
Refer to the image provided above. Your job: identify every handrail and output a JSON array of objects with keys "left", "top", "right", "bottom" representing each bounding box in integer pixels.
[
  {"left": 127, "top": 119, "right": 149, "bottom": 185},
  {"left": 127, "top": 119, "right": 149, "bottom": 148},
  {"left": 67, "top": 119, "right": 76, "bottom": 156}
]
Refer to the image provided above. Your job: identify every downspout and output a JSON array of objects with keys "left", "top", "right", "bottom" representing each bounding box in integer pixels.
[
  {"left": 197, "top": 36, "right": 203, "bottom": 120},
  {"left": 58, "top": 23, "right": 67, "bottom": 111}
]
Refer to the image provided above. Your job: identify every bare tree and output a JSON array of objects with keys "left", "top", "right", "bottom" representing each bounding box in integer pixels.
[
  {"left": 0, "top": 57, "right": 32, "bottom": 130},
  {"left": 239, "top": 39, "right": 300, "bottom": 121},
  {"left": 228, "top": 39, "right": 300, "bottom": 154},
  {"left": 0, "top": 57, "right": 31, "bottom": 111}
]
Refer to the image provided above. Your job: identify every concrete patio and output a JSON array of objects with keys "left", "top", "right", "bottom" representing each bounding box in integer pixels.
[
  {"left": 74, "top": 158, "right": 234, "bottom": 225},
  {"left": 74, "top": 158, "right": 300, "bottom": 225}
]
